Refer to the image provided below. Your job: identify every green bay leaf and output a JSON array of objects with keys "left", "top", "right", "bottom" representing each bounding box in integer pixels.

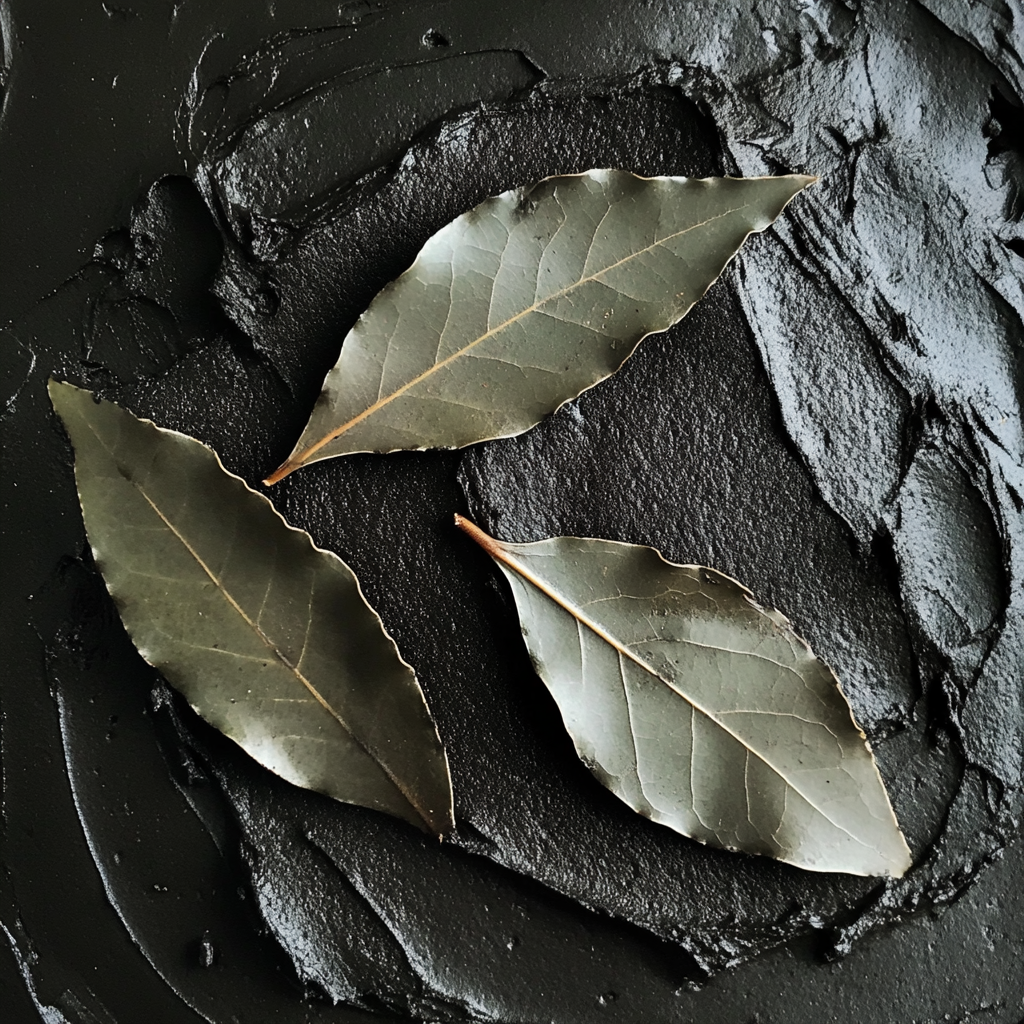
[
  {"left": 266, "top": 169, "right": 814, "bottom": 483},
  {"left": 456, "top": 516, "right": 911, "bottom": 877},
  {"left": 49, "top": 381, "right": 453, "bottom": 836}
]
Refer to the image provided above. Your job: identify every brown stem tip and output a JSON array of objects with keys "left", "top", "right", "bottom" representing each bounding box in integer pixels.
[
  {"left": 263, "top": 461, "right": 296, "bottom": 487},
  {"left": 453, "top": 514, "right": 503, "bottom": 558}
]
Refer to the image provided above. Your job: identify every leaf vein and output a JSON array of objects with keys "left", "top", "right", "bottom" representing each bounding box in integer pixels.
[{"left": 290, "top": 204, "right": 750, "bottom": 464}]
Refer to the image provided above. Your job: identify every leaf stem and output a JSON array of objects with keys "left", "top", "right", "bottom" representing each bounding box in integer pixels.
[
  {"left": 264, "top": 459, "right": 297, "bottom": 486},
  {"left": 453, "top": 514, "right": 507, "bottom": 559}
]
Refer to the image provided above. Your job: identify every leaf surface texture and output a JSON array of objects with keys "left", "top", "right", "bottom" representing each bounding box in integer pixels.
[
  {"left": 50, "top": 381, "right": 453, "bottom": 836},
  {"left": 457, "top": 517, "right": 911, "bottom": 876},
  {"left": 268, "top": 170, "right": 814, "bottom": 481}
]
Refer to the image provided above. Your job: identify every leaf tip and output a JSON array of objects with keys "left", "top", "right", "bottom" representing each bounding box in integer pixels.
[
  {"left": 419, "top": 801, "right": 455, "bottom": 841},
  {"left": 46, "top": 376, "right": 72, "bottom": 407},
  {"left": 47, "top": 377, "right": 89, "bottom": 426},
  {"left": 888, "top": 837, "right": 913, "bottom": 879}
]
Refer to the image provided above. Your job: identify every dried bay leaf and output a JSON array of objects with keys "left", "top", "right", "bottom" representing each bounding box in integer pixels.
[
  {"left": 456, "top": 516, "right": 912, "bottom": 877},
  {"left": 266, "top": 169, "right": 815, "bottom": 483},
  {"left": 49, "top": 381, "right": 453, "bottom": 836}
]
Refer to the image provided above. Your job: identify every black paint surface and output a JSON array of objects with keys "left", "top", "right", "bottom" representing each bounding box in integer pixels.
[{"left": 2, "top": 1, "right": 1022, "bottom": 1022}]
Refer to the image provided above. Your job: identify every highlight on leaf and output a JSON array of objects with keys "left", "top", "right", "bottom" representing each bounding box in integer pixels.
[
  {"left": 266, "top": 169, "right": 816, "bottom": 483},
  {"left": 455, "top": 515, "right": 912, "bottom": 877},
  {"left": 49, "top": 380, "right": 454, "bottom": 837}
]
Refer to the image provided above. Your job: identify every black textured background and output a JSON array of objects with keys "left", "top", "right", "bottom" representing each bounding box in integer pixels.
[{"left": 2, "top": 2, "right": 1022, "bottom": 1022}]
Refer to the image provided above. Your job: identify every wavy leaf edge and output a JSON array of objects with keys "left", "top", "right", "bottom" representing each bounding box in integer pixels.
[
  {"left": 49, "top": 379, "right": 454, "bottom": 837},
  {"left": 265, "top": 169, "right": 817, "bottom": 483},
  {"left": 455, "top": 514, "right": 912, "bottom": 878}
]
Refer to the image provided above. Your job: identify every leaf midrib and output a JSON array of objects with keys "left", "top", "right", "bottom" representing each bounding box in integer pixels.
[
  {"left": 81, "top": 414, "right": 430, "bottom": 830},
  {"left": 276, "top": 202, "right": 749, "bottom": 475},
  {"left": 490, "top": 541, "right": 874, "bottom": 850}
]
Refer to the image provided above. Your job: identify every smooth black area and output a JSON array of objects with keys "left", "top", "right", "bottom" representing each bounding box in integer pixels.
[{"left": 2, "top": 1, "right": 1022, "bottom": 1022}]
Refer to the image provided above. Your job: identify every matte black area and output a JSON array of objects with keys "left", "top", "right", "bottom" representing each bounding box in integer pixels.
[{"left": 2, "top": 1, "right": 1022, "bottom": 1022}]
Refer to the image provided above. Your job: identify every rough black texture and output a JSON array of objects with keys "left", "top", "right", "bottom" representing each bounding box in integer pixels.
[{"left": 2, "top": 1, "right": 1022, "bottom": 1022}]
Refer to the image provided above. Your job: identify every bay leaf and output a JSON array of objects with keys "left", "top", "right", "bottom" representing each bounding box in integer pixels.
[
  {"left": 265, "top": 169, "right": 815, "bottom": 483},
  {"left": 49, "top": 381, "right": 454, "bottom": 836},
  {"left": 455, "top": 516, "right": 912, "bottom": 877}
]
